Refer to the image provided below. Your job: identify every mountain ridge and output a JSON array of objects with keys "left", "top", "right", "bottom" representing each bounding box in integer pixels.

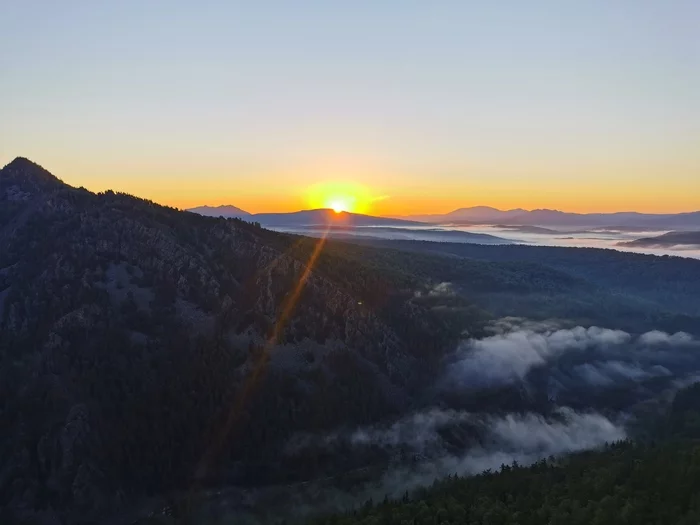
[
  {"left": 399, "top": 206, "right": 700, "bottom": 230},
  {"left": 187, "top": 204, "right": 251, "bottom": 218},
  {"left": 188, "top": 205, "right": 425, "bottom": 228},
  {"left": 0, "top": 157, "right": 471, "bottom": 523}
]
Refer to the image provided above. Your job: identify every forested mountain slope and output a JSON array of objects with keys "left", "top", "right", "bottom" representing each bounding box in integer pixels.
[
  {"left": 311, "top": 441, "right": 700, "bottom": 525},
  {"left": 310, "top": 383, "right": 700, "bottom": 525},
  {"left": 339, "top": 238, "right": 700, "bottom": 326},
  {"left": 0, "top": 158, "right": 470, "bottom": 522},
  {"left": 3, "top": 158, "right": 700, "bottom": 524}
]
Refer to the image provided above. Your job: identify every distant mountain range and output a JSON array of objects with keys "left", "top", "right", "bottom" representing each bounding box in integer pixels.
[
  {"left": 189, "top": 204, "right": 700, "bottom": 231},
  {"left": 187, "top": 204, "right": 250, "bottom": 218},
  {"left": 400, "top": 206, "right": 700, "bottom": 230},
  {"left": 406, "top": 206, "right": 528, "bottom": 223},
  {"left": 188, "top": 206, "right": 422, "bottom": 227}
]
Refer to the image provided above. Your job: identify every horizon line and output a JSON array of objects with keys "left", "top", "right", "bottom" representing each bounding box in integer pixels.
[
  {"left": 4, "top": 156, "right": 699, "bottom": 217},
  {"left": 186, "top": 203, "right": 700, "bottom": 217}
]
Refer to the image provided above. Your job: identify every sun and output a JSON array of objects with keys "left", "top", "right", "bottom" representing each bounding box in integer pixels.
[
  {"left": 328, "top": 197, "right": 353, "bottom": 214},
  {"left": 306, "top": 181, "right": 375, "bottom": 215}
]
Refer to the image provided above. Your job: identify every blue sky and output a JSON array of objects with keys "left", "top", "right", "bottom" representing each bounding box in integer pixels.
[{"left": 1, "top": 1, "right": 698, "bottom": 213}]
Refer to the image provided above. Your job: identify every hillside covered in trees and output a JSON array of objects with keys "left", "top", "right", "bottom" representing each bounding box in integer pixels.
[
  {"left": 311, "top": 441, "right": 700, "bottom": 525},
  {"left": 1, "top": 158, "right": 482, "bottom": 523},
  {"left": 340, "top": 237, "right": 700, "bottom": 332},
  {"left": 3, "top": 158, "right": 700, "bottom": 524},
  {"left": 310, "top": 383, "right": 700, "bottom": 525}
]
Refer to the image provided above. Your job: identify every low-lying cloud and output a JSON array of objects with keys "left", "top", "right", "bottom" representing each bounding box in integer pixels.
[
  {"left": 445, "top": 326, "right": 630, "bottom": 388},
  {"left": 276, "top": 319, "right": 700, "bottom": 519},
  {"left": 378, "top": 407, "right": 625, "bottom": 496},
  {"left": 485, "top": 408, "right": 624, "bottom": 454},
  {"left": 288, "top": 406, "right": 625, "bottom": 465},
  {"left": 286, "top": 406, "right": 626, "bottom": 504},
  {"left": 286, "top": 408, "right": 472, "bottom": 456},
  {"left": 572, "top": 361, "right": 671, "bottom": 387},
  {"left": 638, "top": 330, "right": 696, "bottom": 346},
  {"left": 444, "top": 320, "right": 698, "bottom": 393}
]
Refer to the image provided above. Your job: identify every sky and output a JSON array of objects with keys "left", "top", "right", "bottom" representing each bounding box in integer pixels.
[{"left": 1, "top": 1, "right": 698, "bottom": 215}]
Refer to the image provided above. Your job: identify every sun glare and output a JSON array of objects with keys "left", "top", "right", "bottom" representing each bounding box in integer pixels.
[
  {"left": 328, "top": 197, "right": 354, "bottom": 213},
  {"left": 306, "top": 181, "right": 377, "bottom": 215}
]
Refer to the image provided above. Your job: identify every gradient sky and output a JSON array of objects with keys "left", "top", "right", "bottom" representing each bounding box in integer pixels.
[{"left": 1, "top": 1, "right": 698, "bottom": 215}]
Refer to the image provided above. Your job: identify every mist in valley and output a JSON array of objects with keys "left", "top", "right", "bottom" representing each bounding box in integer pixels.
[
  {"left": 199, "top": 317, "right": 700, "bottom": 523},
  {"left": 275, "top": 224, "right": 700, "bottom": 260}
]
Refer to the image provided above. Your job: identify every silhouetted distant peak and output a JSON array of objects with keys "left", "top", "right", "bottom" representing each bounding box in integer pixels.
[
  {"left": 1, "top": 157, "right": 64, "bottom": 197},
  {"left": 187, "top": 204, "right": 251, "bottom": 217},
  {"left": 440, "top": 206, "right": 529, "bottom": 222}
]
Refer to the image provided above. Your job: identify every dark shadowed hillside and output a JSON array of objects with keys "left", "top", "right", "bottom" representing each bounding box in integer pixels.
[
  {"left": 0, "top": 158, "right": 476, "bottom": 523},
  {"left": 311, "top": 439, "right": 700, "bottom": 525},
  {"left": 335, "top": 238, "right": 700, "bottom": 328},
  {"left": 3, "top": 159, "right": 700, "bottom": 524},
  {"left": 310, "top": 382, "right": 700, "bottom": 525}
]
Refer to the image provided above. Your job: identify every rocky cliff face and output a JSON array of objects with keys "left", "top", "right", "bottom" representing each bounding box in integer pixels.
[{"left": 0, "top": 158, "right": 459, "bottom": 523}]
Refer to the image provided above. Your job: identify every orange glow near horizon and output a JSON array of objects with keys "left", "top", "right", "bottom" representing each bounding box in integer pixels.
[
  {"left": 94, "top": 183, "right": 700, "bottom": 217},
  {"left": 12, "top": 156, "right": 699, "bottom": 217},
  {"left": 190, "top": 188, "right": 700, "bottom": 217},
  {"left": 89, "top": 169, "right": 700, "bottom": 217}
]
